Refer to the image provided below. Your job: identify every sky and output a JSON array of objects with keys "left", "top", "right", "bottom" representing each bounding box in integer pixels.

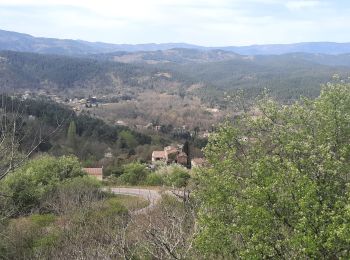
[{"left": 0, "top": 0, "right": 349, "bottom": 46}]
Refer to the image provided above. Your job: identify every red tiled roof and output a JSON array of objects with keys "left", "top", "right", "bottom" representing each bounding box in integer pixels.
[
  {"left": 152, "top": 151, "right": 166, "bottom": 158},
  {"left": 83, "top": 168, "right": 103, "bottom": 176}
]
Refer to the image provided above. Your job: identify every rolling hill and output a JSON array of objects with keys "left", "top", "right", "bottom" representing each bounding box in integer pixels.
[
  {"left": 2, "top": 29, "right": 350, "bottom": 56},
  {"left": 1, "top": 49, "right": 350, "bottom": 103}
]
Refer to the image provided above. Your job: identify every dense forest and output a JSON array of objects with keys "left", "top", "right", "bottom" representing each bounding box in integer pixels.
[
  {"left": 0, "top": 51, "right": 161, "bottom": 92},
  {"left": 2, "top": 49, "right": 350, "bottom": 104}
]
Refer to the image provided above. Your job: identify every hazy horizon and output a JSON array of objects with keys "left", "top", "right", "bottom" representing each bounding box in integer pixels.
[
  {"left": 0, "top": 0, "right": 349, "bottom": 46},
  {"left": 3, "top": 27, "right": 350, "bottom": 47}
]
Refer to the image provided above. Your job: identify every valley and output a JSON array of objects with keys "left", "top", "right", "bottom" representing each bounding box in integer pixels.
[{"left": 2, "top": 28, "right": 350, "bottom": 259}]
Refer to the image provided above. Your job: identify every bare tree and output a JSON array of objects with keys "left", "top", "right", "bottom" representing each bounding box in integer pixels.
[
  {"left": 135, "top": 194, "right": 197, "bottom": 259},
  {"left": 0, "top": 93, "right": 67, "bottom": 181}
]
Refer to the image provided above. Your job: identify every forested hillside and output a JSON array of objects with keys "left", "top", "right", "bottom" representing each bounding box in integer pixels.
[
  {"left": 0, "top": 51, "right": 159, "bottom": 93},
  {"left": 2, "top": 50, "right": 350, "bottom": 103},
  {"left": 166, "top": 55, "right": 350, "bottom": 102},
  {"left": 0, "top": 95, "right": 158, "bottom": 169}
]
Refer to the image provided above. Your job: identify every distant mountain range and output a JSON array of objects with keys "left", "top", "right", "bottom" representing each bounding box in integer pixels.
[{"left": 2, "top": 29, "right": 350, "bottom": 56}]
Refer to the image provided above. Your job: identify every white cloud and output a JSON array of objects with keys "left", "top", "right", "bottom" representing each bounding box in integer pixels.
[
  {"left": 286, "top": 0, "right": 321, "bottom": 10},
  {"left": 0, "top": 0, "right": 349, "bottom": 45}
]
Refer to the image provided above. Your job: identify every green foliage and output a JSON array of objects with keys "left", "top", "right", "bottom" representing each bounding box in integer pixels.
[
  {"left": 103, "top": 198, "right": 129, "bottom": 216},
  {"left": 80, "top": 197, "right": 128, "bottom": 221},
  {"left": 118, "top": 130, "right": 138, "bottom": 149},
  {"left": 118, "top": 162, "right": 150, "bottom": 185},
  {"left": 30, "top": 213, "right": 56, "bottom": 227},
  {"left": 195, "top": 82, "right": 350, "bottom": 258},
  {"left": 145, "top": 172, "right": 164, "bottom": 186},
  {"left": 0, "top": 96, "right": 153, "bottom": 168},
  {"left": 0, "top": 51, "right": 142, "bottom": 89},
  {"left": 163, "top": 166, "right": 190, "bottom": 188},
  {"left": 2, "top": 155, "right": 85, "bottom": 216},
  {"left": 0, "top": 190, "right": 127, "bottom": 259},
  {"left": 145, "top": 164, "right": 190, "bottom": 187},
  {"left": 0, "top": 214, "right": 60, "bottom": 259}
]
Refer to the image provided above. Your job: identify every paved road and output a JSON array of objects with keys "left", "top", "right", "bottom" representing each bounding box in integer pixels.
[{"left": 109, "top": 187, "right": 162, "bottom": 214}]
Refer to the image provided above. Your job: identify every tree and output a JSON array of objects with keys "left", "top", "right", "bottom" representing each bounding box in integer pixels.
[
  {"left": 183, "top": 141, "right": 191, "bottom": 167},
  {"left": 193, "top": 126, "right": 200, "bottom": 138},
  {"left": 0, "top": 95, "right": 64, "bottom": 181},
  {"left": 119, "top": 162, "right": 149, "bottom": 185},
  {"left": 136, "top": 195, "right": 196, "bottom": 259},
  {"left": 1, "top": 155, "right": 85, "bottom": 216},
  {"left": 194, "top": 82, "right": 350, "bottom": 259}
]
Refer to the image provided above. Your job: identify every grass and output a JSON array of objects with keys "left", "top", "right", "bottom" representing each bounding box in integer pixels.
[{"left": 111, "top": 194, "right": 150, "bottom": 211}]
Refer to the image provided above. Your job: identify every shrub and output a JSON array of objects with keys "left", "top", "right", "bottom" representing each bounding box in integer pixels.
[
  {"left": 2, "top": 155, "right": 85, "bottom": 216},
  {"left": 145, "top": 173, "right": 164, "bottom": 186},
  {"left": 164, "top": 168, "right": 190, "bottom": 188},
  {"left": 149, "top": 164, "right": 191, "bottom": 188},
  {"left": 40, "top": 176, "right": 103, "bottom": 214},
  {"left": 118, "top": 162, "right": 150, "bottom": 185},
  {"left": 30, "top": 214, "right": 56, "bottom": 227},
  {"left": 0, "top": 214, "right": 60, "bottom": 259}
]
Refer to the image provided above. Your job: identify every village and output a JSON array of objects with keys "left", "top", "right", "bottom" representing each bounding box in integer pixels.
[
  {"left": 18, "top": 91, "right": 209, "bottom": 182},
  {"left": 18, "top": 90, "right": 215, "bottom": 139},
  {"left": 83, "top": 144, "right": 206, "bottom": 180}
]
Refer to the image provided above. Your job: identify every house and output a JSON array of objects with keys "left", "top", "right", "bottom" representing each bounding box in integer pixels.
[
  {"left": 191, "top": 158, "right": 206, "bottom": 168},
  {"left": 152, "top": 151, "right": 166, "bottom": 162},
  {"left": 152, "top": 145, "right": 188, "bottom": 166},
  {"left": 83, "top": 167, "right": 103, "bottom": 181},
  {"left": 164, "top": 146, "right": 179, "bottom": 163}
]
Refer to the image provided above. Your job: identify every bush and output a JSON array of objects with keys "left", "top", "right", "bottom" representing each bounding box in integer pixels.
[
  {"left": 2, "top": 155, "right": 85, "bottom": 216},
  {"left": 118, "top": 162, "right": 150, "bottom": 185},
  {"left": 164, "top": 168, "right": 190, "bottom": 188},
  {"left": 146, "top": 164, "right": 191, "bottom": 188},
  {"left": 0, "top": 214, "right": 60, "bottom": 259},
  {"left": 40, "top": 176, "right": 103, "bottom": 214},
  {"left": 30, "top": 214, "right": 56, "bottom": 227},
  {"left": 145, "top": 173, "right": 164, "bottom": 186}
]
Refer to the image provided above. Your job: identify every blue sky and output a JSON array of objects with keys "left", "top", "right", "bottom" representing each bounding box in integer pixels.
[{"left": 0, "top": 0, "right": 349, "bottom": 46}]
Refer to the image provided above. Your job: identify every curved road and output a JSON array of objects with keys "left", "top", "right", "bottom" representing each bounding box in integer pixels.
[{"left": 109, "top": 187, "right": 162, "bottom": 214}]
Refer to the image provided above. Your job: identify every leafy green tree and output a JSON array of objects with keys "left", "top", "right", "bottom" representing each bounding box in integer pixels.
[
  {"left": 195, "top": 82, "right": 350, "bottom": 259},
  {"left": 119, "top": 162, "right": 149, "bottom": 185},
  {"left": 1, "top": 155, "right": 85, "bottom": 216},
  {"left": 118, "top": 130, "right": 138, "bottom": 149}
]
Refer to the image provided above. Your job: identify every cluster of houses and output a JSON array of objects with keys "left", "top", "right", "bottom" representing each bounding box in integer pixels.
[
  {"left": 151, "top": 145, "right": 206, "bottom": 168},
  {"left": 83, "top": 145, "right": 206, "bottom": 181},
  {"left": 151, "top": 145, "right": 188, "bottom": 166}
]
